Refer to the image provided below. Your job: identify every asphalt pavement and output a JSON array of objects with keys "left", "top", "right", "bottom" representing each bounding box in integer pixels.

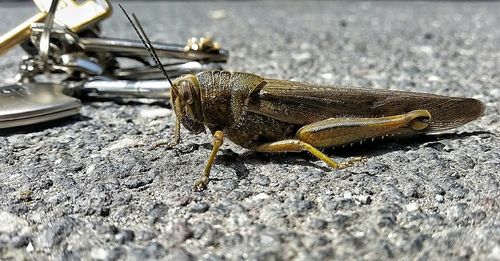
[{"left": 0, "top": 1, "right": 499, "bottom": 260}]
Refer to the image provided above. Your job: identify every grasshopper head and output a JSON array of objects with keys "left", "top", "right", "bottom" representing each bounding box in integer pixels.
[
  {"left": 117, "top": 6, "right": 204, "bottom": 145},
  {"left": 170, "top": 74, "right": 205, "bottom": 134}
]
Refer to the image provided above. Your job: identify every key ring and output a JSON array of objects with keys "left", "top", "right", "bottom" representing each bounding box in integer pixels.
[{"left": 38, "top": 0, "right": 59, "bottom": 63}]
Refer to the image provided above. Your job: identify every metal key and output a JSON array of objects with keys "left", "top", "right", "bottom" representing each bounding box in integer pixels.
[
  {"left": 67, "top": 78, "right": 171, "bottom": 99},
  {"left": 0, "top": 0, "right": 111, "bottom": 55},
  {"left": 80, "top": 36, "right": 229, "bottom": 63},
  {"left": 27, "top": 24, "right": 229, "bottom": 64},
  {"left": 21, "top": 24, "right": 227, "bottom": 81},
  {"left": 113, "top": 61, "right": 223, "bottom": 80}
]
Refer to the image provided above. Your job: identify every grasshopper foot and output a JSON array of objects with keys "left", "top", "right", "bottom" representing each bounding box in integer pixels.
[
  {"left": 338, "top": 156, "right": 367, "bottom": 169},
  {"left": 193, "top": 130, "right": 224, "bottom": 192},
  {"left": 193, "top": 177, "right": 209, "bottom": 192}
]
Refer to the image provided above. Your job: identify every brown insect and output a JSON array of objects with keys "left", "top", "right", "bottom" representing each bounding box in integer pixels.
[{"left": 120, "top": 6, "right": 484, "bottom": 191}]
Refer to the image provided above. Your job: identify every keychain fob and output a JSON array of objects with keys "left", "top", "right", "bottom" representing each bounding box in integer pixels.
[{"left": 0, "top": 82, "right": 81, "bottom": 129}]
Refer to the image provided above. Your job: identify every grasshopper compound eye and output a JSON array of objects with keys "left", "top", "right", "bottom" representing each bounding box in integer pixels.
[{"left": 179, "top": 80, "right": 195, "bottom": 104}]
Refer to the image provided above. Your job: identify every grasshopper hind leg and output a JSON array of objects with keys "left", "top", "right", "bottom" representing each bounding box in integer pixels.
[
  {"left": 255, "top": 110, "right": 431, "bottom": 170},
  {"left": 296, "top": 109, "right": 431, "bottom": 147}
]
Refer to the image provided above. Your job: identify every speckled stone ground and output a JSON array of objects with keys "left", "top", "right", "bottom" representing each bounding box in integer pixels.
[{"left": 0, "top": 1, "right": 499, "bottom": 260}]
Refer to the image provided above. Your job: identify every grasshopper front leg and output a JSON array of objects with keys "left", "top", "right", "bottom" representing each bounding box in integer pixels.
[
  {"left": 255, "top": 110, "right": 431, "bottom": 169},
  {"left": 152, "top": 117, "right": 182, "bottom": 149},
  {"left": 193, "top": 130, "right": 224, "bottom": 191}
]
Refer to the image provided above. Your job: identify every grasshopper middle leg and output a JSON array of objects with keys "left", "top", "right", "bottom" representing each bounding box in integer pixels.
[{"left": 254, "top": 139, "right": 360, "bottom": 169}]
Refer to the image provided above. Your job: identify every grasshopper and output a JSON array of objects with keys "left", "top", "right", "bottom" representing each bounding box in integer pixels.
[{"left": 120, "top": 6, "right": 485, "bottom": 191}]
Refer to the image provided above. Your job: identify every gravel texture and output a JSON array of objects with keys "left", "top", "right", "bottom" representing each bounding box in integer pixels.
[{"left": 1, "top": 1, "right": 499, "bottom": 260}]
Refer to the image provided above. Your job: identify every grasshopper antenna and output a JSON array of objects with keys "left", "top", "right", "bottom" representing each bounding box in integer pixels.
[{"left": 118, "top": 4, "right": 174, "bottom": 87}]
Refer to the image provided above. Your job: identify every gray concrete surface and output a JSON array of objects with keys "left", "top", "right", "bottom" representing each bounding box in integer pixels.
[{"left": 1, "top": 1, "right": 499, "bottom": 260}]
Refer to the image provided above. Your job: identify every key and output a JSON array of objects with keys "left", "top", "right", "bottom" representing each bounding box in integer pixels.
[
  {"left": 70, "top": 63, "right": 224, "bottom": 98},
  {"left": 27, "top": 24, "right": 229, "bottom": 63},
  {"left": 0, "top": 0, "right": 111, "bottom": 55},
  {"left": 73, "top": 79, "right": 172, "bottom": 99},
  {"left": 79, "top": 36, "right": 229, "bottom": 63},
  {"left": 0, "top": 12, "right": 46, "bottom": 56},
  {"left": 113, "top": 61, "right": 223, "bottom": 80},
  {"left": 20, "top": 24, "right": 228, "bottom": 81},
  {"left": 33, "top": 0, "right": 111, "bottom": 33}
]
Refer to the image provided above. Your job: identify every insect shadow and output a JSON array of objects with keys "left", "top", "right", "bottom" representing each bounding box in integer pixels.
[
  {"left": 197, "top": 130, "right": 492, "bottom": 180},
  {"left": 332, "top": 130, "right": 492, "bottom": 158}
]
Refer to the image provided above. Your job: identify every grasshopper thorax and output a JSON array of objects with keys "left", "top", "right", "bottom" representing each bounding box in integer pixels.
[{"left": 170, "top": 74, "right": 205, "bottom": 134}]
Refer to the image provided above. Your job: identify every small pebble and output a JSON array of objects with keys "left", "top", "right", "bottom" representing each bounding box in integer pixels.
[
  {"left": 171, "top": 222, "right": 193, "bottom": 243},
  {"left": 190, "top": 202, "right": 209, "bottom": 213},
  {"left": 166, "top": 248, "right": 195, "bottom": 261},
  {"left": 254, "top": 174, "right": 270, "bottom": 186},
  {"left": 447, "top": 204, "right": 468, "bottom": 222},
  {"left": 252, "top": 193, "right": 270, "bottom": 201},
  {"left": 10, "top": 236, "right": 28, "bottom": 248},
  {"left": 331, "top": 214, "right": 350, "bottom": 228},
  {"left": 222, "top": 179, "right": 238, "bottom": 190},
  {"left": 357, "top": 195, "right": 372, "bottom": 205},
  {"left": 406, "top": 203, "right": 420, "bottom": 212},
  {"left": 104, "top": 138, "right": 142, "bottom": 151},
  {"left": 26, "top": 242, "right": 34, "bottom": 252},
  {"left": 488, "top": 246, "right": 500, "bottom": 260},
  {"left": 210, "top": 9, "right": 227, "bottom": 20},
  {"left": 139, "top": 108, "right": 170, "bottom": 120},
  {"left": 309, "top": 219, "right": 328, "bottom": 230},
  {"left": 145, "top": 242, "right": 167, "bottom": 258},
  {"left": 115, "top": 230, "right": 135, "bottom": 244},
  {"left": 292, "top": 52, "right": 312, "bottom": 62},
  {"left": 90, "top": 248, "right": 109, "bottom": 260},
  {"left": 0, "top": 211, "right": 28, "bottom": 233},
  {"left": 427, "top": 75, "right": 441, "bottom": 82},
  {"left": 320, "top": 73, "right": 334, "bottom": 80},
  {"left": 173, "top": 195, "right": 191, "bottom": 207}
]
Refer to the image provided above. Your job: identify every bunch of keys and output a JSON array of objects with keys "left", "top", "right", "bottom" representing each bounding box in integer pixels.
[{"left": 0, "top": 0, "right": 228, "bottom": 129}]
